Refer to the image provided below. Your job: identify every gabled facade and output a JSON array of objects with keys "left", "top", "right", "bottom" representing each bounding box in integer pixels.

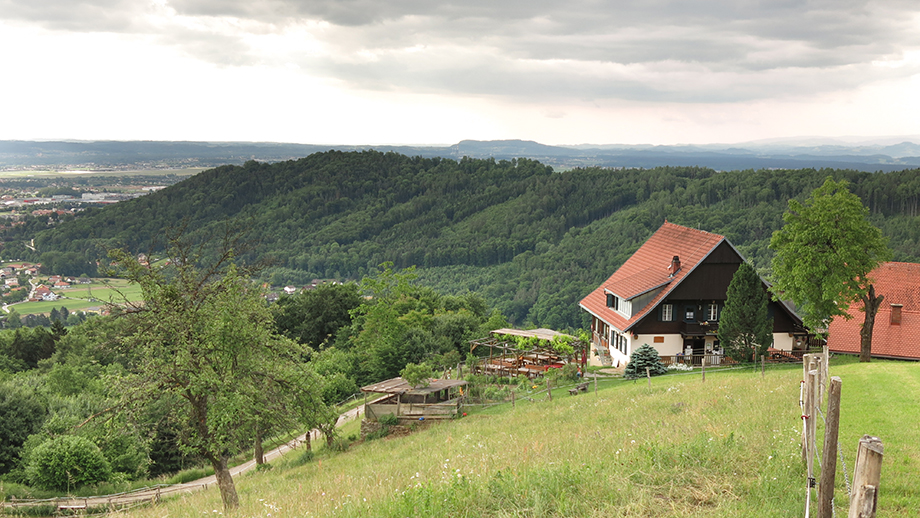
[
  {"left": 579, "top": 222, "right": 805, "bottom": 366},
  {"left": 827, "top": 262, "right": 920, "bottom": 360}
]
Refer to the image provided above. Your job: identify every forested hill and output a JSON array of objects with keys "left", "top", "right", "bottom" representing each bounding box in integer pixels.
[{"left": 23, "top": 151, "right": 920, "bottom": 328}]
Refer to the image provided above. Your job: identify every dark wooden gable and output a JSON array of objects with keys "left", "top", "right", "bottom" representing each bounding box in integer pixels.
[{"left": 668, "top": 241, "right": 742, "bottom": 301}]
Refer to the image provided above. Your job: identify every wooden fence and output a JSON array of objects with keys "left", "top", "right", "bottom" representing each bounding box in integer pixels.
[{"left": 800, "top": 349, "right": 883, "bottom": 518}]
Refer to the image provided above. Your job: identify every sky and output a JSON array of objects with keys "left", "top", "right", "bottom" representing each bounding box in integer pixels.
[{"left": 2, "top": 0, "right": 920, "bottom": 146}]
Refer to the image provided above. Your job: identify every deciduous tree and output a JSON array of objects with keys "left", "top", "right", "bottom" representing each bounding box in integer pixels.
[
  {"left": 107, "top": 232, "right": 319, "bottom": 511},
  {"left": 770, "top": 178, "right": 891, "bottom": 361}
]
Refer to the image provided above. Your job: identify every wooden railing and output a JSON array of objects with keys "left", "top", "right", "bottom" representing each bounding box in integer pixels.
[
  {"left": 660, "top": 349, "right": 817, "bottom": 366},
  {"left": 660, "top": 354, "right": 728, "bottom": 366}
]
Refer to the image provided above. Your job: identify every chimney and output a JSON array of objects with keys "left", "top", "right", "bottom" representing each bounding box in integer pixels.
[
  {"left": 890, "top": 304, "right": 902, "bottom": 325},
  {"left": 668, "top": 256, "right": 681, "bottom": 277}
]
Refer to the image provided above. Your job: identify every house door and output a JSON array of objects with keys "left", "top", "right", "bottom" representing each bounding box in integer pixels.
[{"left": 683, "top": 338, "right": 705, "bottom": 365}]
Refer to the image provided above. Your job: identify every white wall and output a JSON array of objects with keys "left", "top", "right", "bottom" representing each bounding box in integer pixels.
[
  {"left": 610, "top": 346, "right": 630, "bottom": 367},
  {"left": 773, "top": 333, "right": 795, "bottom": 351},
  {"left": 635, "top": 334, "right": 683, "bottom": 356}
]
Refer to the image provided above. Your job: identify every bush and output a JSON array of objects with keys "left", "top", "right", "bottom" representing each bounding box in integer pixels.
[
  {"left": 26, "top": 435, "right": 111, "bottom": 490},
  {"left": 378, "top": 413, "right": 399, "bottom": 426},
  {"left": 296, "top": 449, "right": 315, "bottom": 465},
  {"left": 546, "top": 363, "right": 579, "bottom": 382}
]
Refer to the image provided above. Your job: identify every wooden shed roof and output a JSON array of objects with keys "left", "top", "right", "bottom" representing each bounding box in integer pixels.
[{"left": 361, "top": 377, "right": 468, "bottom": 396}]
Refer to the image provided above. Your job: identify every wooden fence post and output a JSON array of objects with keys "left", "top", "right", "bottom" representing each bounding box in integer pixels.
[
  {"left": 818, "top": 377, "right": 842, "bottom": 518},
  {"left": 511, "top": 390, "right": 515, "bottom": 408},
  {"left": 848, "top": 436, "right": 883, "bottom": 518},
  {"left": 594, "top": 372, "right": 598, "bottom": 395},
  {"left": 701, "top": 359, "right": 705, "bottom": 383},
  {"left": 761, "top": 354, "right": 765, "bottom": 378},
  {"left": 805, "top": 368, "right": 817, "bottom": 481},
  {"left": 815, "top": 354, "right": 826, "bottom": 408},
  {"left": 547, "top": 379, "right": 552, "bottom": 401},
  {"left": 646, "top": 367, "right": 651, "bottom": 389}
]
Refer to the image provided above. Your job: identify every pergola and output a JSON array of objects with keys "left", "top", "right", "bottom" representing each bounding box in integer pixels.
[{"left": 468, "top": 328, "right": 588, "bottom": 379}]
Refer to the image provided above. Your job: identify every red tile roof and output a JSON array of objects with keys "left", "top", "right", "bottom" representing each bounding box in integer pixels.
[
  {"left": 579, "top": 221, "right": 726, "bottom": 332},
  {"left": 827, "top": 262, "right": 920, "bottom": 359}
]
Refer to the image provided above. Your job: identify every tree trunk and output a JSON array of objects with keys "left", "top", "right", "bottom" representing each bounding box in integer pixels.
[
  {"left": 254, "top": 430, "right": 265, "bottom": 465},
  {"left": 859, "top": 285, "right": 883, "bottom": 363},
  {"left": 209, "top": 455, "right": 239, "bottom": 511}
]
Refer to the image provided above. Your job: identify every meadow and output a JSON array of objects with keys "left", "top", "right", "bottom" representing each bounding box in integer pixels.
[
  {"left": 107, "top": 358, "right": 918, "bottom": 518},
  {"left": 8, "top": 279, "right": 143, "bottom": 316}
]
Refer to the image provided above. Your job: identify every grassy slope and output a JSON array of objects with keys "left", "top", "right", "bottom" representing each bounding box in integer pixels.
[{"left": 113, "top": 360, "right": 916, "bottom": 518}]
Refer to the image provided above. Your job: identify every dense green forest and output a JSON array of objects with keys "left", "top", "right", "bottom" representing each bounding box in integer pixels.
[{"left": 6, "top": 151, "right": 920, "bottom": 328}]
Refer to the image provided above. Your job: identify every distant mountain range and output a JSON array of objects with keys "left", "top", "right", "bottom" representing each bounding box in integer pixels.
[{"left": 2, "top": 137, "right": 920, "bottom": 172}]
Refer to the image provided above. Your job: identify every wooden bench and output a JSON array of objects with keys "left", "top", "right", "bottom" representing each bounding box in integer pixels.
[{"left": 568, "top": 382, "right": 589, "bottom": 395}]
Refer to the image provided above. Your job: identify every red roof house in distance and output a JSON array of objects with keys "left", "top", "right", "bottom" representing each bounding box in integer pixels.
[
  {"left": 580, "top": 221, "right": 805, "bottom": 367},
  {"left": 827, "top": 262, "right": 920, "bottom": 360}
]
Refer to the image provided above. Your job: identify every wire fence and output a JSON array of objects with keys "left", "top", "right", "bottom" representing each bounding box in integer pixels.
[{"left": 798, "top": 349, "right": 883, "bottom": 518}]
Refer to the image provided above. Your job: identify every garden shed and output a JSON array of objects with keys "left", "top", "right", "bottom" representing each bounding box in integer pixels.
[{"left": 361, "top": 377, "right": 468, "bottom": 423}]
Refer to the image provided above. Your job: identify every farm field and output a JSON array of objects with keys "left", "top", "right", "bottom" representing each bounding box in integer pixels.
[
  {"left": 6, "top": 278, "right": 142, "bottom": 316},
  {"left": 0, "top": 168, "right": 206, "bottom": 178},
  {"left": 108, "top": 358, "right": 918, "bottom": 518}
]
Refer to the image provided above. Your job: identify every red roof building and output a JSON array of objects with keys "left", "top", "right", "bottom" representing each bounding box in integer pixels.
[
  {"left": 827, "top": 262, "right": 920, "bottom": 360},
  {"left": 580, "top": 221, "right": 805, "bottom": 366}
]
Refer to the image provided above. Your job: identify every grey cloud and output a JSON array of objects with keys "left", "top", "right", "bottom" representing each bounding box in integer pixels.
[{"left": 5, "top": 0, "right": 920, "bottom": 103}]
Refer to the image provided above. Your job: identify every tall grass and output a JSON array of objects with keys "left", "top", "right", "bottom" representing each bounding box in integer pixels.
[{"left": 103, "top": 360, "right": 918, "bottom": 517}]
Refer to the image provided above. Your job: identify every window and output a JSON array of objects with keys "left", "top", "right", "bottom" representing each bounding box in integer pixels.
[
  {"left": 707, "top": 304, "right": 719, "bottom": 321},
  {"left": 661, "top": 304, "right": 673, "bottom": 321},
  {"left": 607, "top": 293, "right": 622, "bottom": 312},
  {"left": 684, "top": 306, "right": 696, "bottom": 322}
]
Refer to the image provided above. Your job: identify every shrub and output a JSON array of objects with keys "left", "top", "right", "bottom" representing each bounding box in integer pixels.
[
  {"left": 26, "top": 435, "right": 111, "bottom": 490},
  {"left": 379, "top": 413, "right": 399, "bottom": 426}
]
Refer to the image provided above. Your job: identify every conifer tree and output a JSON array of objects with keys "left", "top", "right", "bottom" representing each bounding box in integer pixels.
[
  {"left": 624, "top": 344, "right": 668, "bottom": 379},
  {"left": 718, "top": 262, "right": 772, "bottom": 363}
]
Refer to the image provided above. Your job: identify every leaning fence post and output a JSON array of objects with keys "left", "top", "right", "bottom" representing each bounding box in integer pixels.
[
  {"left": 818, "top": 377, "right": 842, "bottom": 518},
  {"left": 848, "top": 436, "right": 883, "bottom": 518}
]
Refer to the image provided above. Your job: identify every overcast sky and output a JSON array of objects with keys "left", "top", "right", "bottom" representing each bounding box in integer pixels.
[{"left": 2, "top": 0, "right": 919, "bottom": 145}]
